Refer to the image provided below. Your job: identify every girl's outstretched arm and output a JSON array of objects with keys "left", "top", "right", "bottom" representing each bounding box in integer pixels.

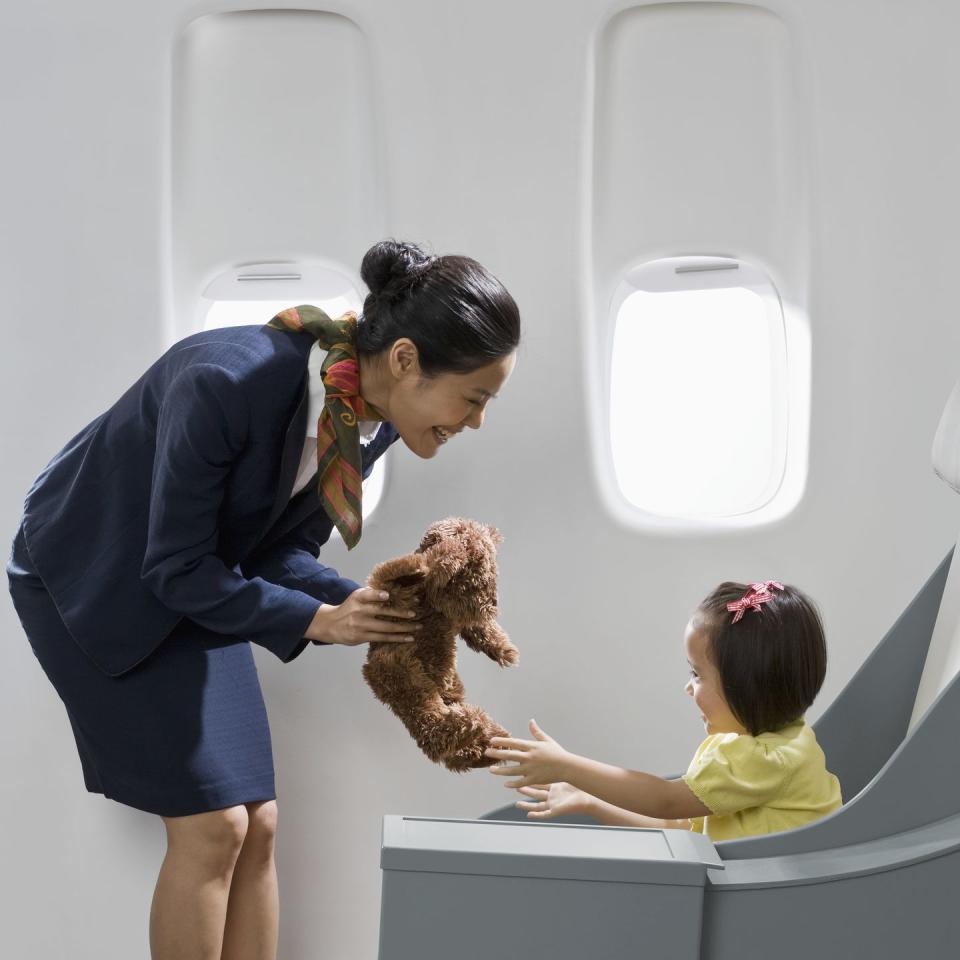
[
  {"left": 516, "top": 785, "right": 692, "bottom": 829},
  {"left": 487, "top": 719, "right": 710, "bottom": 821},
  {"left": 561, "top": 756, "right": 709, "bottom": 819},
  {"left": 586, "top": 796, "right": 692, "bottom": 830}
]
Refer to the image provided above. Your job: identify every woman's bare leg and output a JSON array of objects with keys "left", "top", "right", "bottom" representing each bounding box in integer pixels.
[
  {"left": 220, "top": 800, "right": 280, "bottom": 960},
  {"left": 150, "top": 805, "right": 249, "bottom": 960}
]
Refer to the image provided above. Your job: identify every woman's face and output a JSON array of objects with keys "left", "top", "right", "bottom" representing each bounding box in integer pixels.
[{"left": 371, "top": 341, "right": 517, "bottom": 459}]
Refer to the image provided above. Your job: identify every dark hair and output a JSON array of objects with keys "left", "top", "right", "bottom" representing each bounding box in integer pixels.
[
  {"left": 356, "top": 239, "right": 521, "bottom": 376},
  {"left": 695, "top": 582, "right": 827, "bottom": 736}
]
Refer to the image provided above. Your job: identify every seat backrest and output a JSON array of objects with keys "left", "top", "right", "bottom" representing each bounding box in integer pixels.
[
  {"left": 812, "top": 553, "right": 948, "bottom": 800},
  {"left": 910, "top": 381, "right": 960, "bottom": 730}
]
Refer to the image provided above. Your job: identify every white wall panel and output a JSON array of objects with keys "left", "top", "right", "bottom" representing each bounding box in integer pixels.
[
  {"left": 592, "top": 3, "right": 803, "bottom": 284},
  {"left": 3, "top": 2, "right": 960, "bottom": 958},
  {"left": 171, "top": 9, "right": 380, "bottom": 338}
]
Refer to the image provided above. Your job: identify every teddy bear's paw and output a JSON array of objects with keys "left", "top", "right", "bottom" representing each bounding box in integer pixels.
[
  {"left": 415, "top": 730, "right": 462, "bottom": 765},
  {"left": 417, "top": 703, "right": 501, "bottom": 771},
  {"left": 443, "top": 741, "right": 495, "bottom": 772},
  {"left": 495, "top": 642, "right": 519, "bottom": 667},
  {"left": 441, "top": 713, "right": 513, "bottom": 771},
  {"left": 446, "top": 723, "right": 511, "bottom": 771},
  {"left": 411, "top": 703, "right": 484, "bottom": 764}
]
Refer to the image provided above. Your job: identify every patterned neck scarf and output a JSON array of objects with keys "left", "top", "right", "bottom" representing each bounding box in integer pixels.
[{"left": 266, "top": 304, "right": 385, "bottom": 549}]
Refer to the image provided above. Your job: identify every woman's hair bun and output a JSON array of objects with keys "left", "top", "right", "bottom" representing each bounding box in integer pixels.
[
  {"left": 355, "top": 238, "right": 521, "bottom": 376},
  {"left": 360, "top": 239, "right": 435, "bottom": 301}
]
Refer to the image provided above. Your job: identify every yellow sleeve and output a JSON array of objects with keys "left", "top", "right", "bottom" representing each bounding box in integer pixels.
[{"left": 681, "top": 734, "right": 790, "bottom": 816}]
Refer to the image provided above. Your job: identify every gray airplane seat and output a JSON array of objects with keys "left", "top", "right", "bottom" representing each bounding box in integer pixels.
[{"left": 378, "top": 382, "right": 960, "bottom": 959}]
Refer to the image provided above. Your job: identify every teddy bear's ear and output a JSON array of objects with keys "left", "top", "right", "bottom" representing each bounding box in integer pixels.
[
  {"left": 368, "top": 554, "right": 428, "bottom": 591},
  {"left": 391, "top": 570, "right": 427, "bottom": 588}
]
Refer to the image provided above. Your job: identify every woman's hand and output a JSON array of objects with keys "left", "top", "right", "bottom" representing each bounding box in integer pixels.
[
  {"left": 485, "top": 719, "right": 572, "bottom": 788},
  {"left": 514, "top": 782, "right": 592, "bottom": 821},
  {"left": 306, "top": 588, "right": 420, "bottom": 646}
]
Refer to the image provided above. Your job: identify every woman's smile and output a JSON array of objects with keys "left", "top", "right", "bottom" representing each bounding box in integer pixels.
[
  {"left": 367, "top": 350, "right": 516, "bottom": 459},
  {"left": 433, "top": 426, "right": 462, "bottom": 445}
]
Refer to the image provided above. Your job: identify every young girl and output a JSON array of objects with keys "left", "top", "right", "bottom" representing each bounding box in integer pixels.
[{"left": 486, "top": 581, "right": 843, "bottom": 841}]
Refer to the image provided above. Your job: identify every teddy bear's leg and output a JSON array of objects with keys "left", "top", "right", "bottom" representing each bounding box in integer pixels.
[
  {"left": 364, "top": 653, "right": 480, "bottom": 766},
  {"left": 460, "top": 622, "right": 519, "bottom": 666},
  {"left": 399, "top": 670, "right": 508, "bottom": 769},
  {"left": 400, "top": 689, "right": 507, "bottom": 772},
  {"left": 441, "top": 704, "right": 512, "bottom": 773}
]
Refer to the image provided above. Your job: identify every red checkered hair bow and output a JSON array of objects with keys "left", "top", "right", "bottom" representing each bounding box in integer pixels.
[{"left": 726, "top": 581, "right": 786, "bottom": 624}]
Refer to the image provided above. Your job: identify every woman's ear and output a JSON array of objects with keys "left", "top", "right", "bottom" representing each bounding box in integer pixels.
[{"left": 387, "top": 338, "right": 421, "bottom": 380}]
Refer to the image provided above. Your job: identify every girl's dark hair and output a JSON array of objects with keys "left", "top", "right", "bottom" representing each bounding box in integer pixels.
[
  {"left": 356, "top": 239, "right": 521, "bottom": 376},
  {"left": 695, "top": 582, "right": 827, "bottom": 736}
]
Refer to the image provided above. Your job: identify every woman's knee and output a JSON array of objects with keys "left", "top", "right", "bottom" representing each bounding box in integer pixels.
[
  {"left": 162, "top": 805, "right": 250, "bottom": 867},
  {"left": 241, "top": 800, "right": 278, "bottom": 860}
]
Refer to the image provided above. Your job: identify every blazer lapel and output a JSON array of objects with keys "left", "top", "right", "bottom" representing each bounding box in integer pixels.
[
  {"left": 270, "top": 468, "right": 323, "bottom": 541},
  {"left": 256, "top": 422, "right": 399, "bottom": 550}
]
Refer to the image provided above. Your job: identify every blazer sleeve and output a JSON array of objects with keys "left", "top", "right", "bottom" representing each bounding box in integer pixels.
[
  {"left": 139, "top": 363, "right": 322, "bottom": 663},
  {"left": 240, "top": 510, "right": 364, "bottom": 661}
]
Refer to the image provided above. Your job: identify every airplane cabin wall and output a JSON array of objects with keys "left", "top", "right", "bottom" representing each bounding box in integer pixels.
[{"left": 3, "top": 1, "right": 959, "bottom": 957}]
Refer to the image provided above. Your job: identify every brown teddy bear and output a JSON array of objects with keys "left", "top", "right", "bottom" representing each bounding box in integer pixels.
[{"left": 362, "top": 517, "right": 518, "bottom": 772}]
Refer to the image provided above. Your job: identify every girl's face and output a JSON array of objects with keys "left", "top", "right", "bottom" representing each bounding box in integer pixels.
[
  {"left": 370, "top": 340, "right": 517, "bottom": 460},
  {"left": 684, "top": 617, "right": 748, "bottom": 737}
]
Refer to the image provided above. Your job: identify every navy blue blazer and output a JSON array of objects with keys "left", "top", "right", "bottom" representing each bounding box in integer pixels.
[{"left": 17, "top": 324, "right": 399, "bottom": 677}]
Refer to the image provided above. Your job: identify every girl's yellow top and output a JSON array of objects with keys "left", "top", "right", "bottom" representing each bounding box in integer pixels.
[{"left": 682, "top": 719, "right": 842, "bottom": 841}]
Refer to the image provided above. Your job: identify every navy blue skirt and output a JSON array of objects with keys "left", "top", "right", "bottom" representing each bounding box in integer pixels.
[{"left": 6, "top": 526, "right": 276, "bottom": 817}]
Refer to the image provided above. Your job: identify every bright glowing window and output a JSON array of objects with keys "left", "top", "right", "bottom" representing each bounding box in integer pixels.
[
  {"left": 199, "top": 263, "right": 386, "bottom": 526},
  {"left": 608, "top": 257, "right": 788, "bottom": 519}
]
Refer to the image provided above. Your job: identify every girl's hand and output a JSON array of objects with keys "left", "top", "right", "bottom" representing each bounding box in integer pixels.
[
  {"left": 485, "top": 719, "right": 571, "bottom": 788},
  {"left": 515, "top": 783, "right": 592, "bottom": 820},
  {"left": 306, "top": 588, "right": 420, "bottom": 646}
]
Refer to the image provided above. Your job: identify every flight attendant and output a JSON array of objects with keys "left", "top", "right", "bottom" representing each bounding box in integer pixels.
[{"left": 6, "top": 239, "right": 520, "bottom": 960}]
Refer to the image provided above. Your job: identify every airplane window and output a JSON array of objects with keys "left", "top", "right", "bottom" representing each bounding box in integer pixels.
[
  {"left": 198, "top": 269, "right": 386, "bottom": 526},
  {"left": 608, "top": 257, "right": 788, "bottom": 519}
]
